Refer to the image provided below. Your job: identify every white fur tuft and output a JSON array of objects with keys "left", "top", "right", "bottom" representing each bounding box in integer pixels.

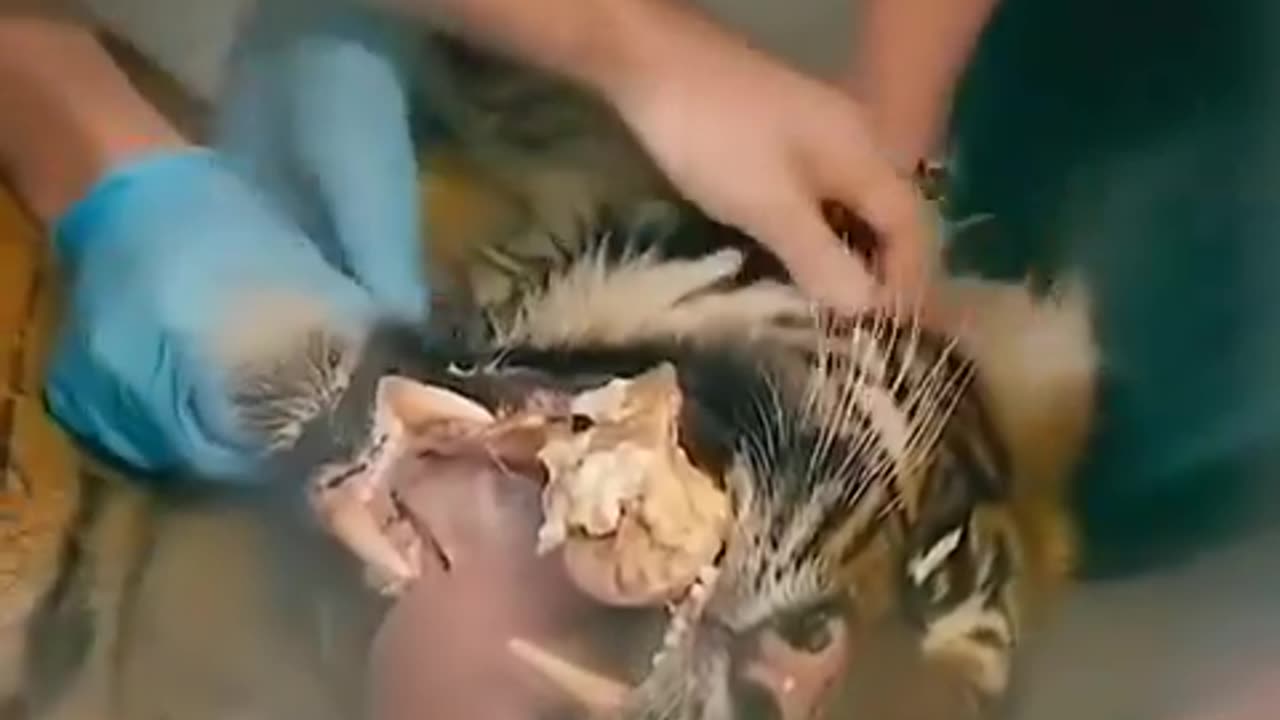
[
  {"left": 947, "top": 273, "right": 1099, "bottom": 502},
  {"left": 498, "top": 246, "right": 810, "bottom": 349}
]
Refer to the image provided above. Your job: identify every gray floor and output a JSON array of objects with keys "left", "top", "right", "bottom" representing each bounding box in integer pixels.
[{"left": 1015, "top": 527, "right": 1280, "bottom": 719}]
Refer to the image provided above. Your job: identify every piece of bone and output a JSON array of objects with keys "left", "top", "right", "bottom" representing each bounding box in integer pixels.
[
  {"left": 507, "top": 637, "right": 630, "bottom": 715},
  {"left": 535, "top": 363, "right": 731, "bottom": 606}
]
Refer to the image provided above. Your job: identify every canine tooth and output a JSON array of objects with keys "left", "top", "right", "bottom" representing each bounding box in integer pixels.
[{"left": 508, "top": 638, "right": 629, "bottom": 714}]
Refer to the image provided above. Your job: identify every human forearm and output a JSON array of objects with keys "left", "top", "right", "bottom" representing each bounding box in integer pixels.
[
  {"left": 0, "top": 13, "right": 185, "bottom": 225},
  {"left": 378, "top": 0, "right": 742, "bottom": 110},
  {"left": 846, "top": 0, "right": 1001, "bottom": 166}
]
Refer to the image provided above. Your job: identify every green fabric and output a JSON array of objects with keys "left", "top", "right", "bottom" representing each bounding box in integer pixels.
[{"left": 944, "top": 0, "right": 1279, "bottom": 577}]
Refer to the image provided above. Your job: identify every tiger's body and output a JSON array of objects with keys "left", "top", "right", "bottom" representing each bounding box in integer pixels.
[{"left": 0, "top": 33, "right": 1096, "bottom": 720}]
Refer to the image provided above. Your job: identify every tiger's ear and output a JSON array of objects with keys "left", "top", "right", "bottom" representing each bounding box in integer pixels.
[{"left": 375, "top": 375, "right": 496, "bottom": 432}]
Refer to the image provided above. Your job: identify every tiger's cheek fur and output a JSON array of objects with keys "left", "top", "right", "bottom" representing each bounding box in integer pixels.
[{"left": 818, "top": 513, "right": 1024, "bottom": 720}]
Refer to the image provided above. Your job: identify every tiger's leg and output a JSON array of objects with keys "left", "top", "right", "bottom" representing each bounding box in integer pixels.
[{"left": 1, "top": 177, "right": 87, "bottom": 718}]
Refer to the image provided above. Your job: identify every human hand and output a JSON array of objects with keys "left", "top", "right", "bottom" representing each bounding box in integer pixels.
[
  {"left": 41, "top": 0, "right": 430, "bottom": 480},
  {"left": 592, "top": 3, "right": 936, "bottom": 312},
  {"left": 46, "top": 150, "right": 381, "bottom": 480},
  {"left": 215, "top": 0, "right": 427, "bottom": 325}
]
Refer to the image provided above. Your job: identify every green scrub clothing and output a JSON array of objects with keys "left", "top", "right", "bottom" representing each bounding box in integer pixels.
[{"left": 946, "top": 0, "right": 1279, "bottom": 577}]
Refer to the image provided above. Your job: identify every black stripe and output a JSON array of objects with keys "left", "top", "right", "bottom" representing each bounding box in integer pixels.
[
  {"left": 0, "top": 259, "right": 41, "bottom": 498},
  {"left": 0, "top": 396, "right": 24, "bottom": 499},
  {"left": 956, "top": 396, "right": 1013, "bottom": 501},
  {"left": 22, "top": 468, "right": 109, "bottom": 712}
]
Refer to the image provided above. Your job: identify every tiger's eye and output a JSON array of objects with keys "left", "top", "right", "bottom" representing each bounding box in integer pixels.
[{"left": 778, "top": 606, "right": 839, "bottom": 654}]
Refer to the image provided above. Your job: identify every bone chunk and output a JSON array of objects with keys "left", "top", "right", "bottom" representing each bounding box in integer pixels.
[{"left": 535, "top": 363, "right": 731, "bottom": 606}]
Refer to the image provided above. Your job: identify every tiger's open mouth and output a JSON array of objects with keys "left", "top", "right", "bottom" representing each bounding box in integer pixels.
[
  {"left": 365, "top": 441, "right": 663, "bottom": 720},
  {"left": 308, "top": 365, "right": 742, "bottom": 719}
]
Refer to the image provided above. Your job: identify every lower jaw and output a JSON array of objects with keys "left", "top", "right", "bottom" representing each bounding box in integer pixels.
[{"left": 363, "top": 472, "right": 668, "bottom": 720}]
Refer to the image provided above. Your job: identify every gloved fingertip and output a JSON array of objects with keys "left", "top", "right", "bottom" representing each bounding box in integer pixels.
[
  {"left": 368, "top": 274, "right": 432, "bottom": 328},
  {"left": 174, "top": 357, "right": 276, "bottom": 483}
]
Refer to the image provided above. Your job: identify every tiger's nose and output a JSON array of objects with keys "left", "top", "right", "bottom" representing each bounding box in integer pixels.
[{"left": 735, "top": 615, "right": 850, "bottom": 720}]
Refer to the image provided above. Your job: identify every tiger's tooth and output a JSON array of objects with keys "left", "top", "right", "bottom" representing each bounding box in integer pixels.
[{"left": 508, "top": 638, "right": 630, "bottom": 715}]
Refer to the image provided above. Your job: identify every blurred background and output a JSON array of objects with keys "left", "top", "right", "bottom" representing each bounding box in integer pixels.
[{"left": 75, "top": 0, "right": 1280, "bottom": 717}]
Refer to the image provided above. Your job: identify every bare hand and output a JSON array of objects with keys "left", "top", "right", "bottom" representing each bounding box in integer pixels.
[{"left": 599, "top": 4, "right": 935, "bottom": 312}]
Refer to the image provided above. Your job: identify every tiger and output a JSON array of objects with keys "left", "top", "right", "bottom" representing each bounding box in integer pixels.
[{"left": 0, "top": 28, "right": 1097, "bottom": 720}]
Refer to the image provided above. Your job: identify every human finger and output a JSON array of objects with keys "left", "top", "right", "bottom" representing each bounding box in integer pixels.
[
  {"left": 288, "top": 34, "right": 429, "bottom": 326},
  {"left": 743, "top": 192, "right": 879, "bottom": 314},
  {"left": 216, "top": 0, "right": 429, "bottom": 326},
  {"left": 805, "top": 114, "right": 937, "bottom": 306}
]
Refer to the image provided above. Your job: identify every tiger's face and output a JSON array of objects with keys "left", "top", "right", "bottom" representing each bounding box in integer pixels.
[
  {"left": 226, "top": 203, "right": 1090, "bottom": 720},
  {"left": 547, "top": 311, "right": 1023, "bottom": 720}
]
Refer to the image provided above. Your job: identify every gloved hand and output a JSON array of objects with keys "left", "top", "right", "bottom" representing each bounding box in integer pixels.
[
  {"left": 215, "top": 0, "right": 427, "bottom": 323},
  {"left": 45, "top": 0, "right": 429, "bottom": 481},
  {"left": 45, "top": 150, "right": 381, "bottom": 480}
]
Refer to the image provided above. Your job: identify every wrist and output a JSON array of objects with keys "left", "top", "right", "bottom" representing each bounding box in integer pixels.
[
  {"left": 845, "top": 0, "right": 999, "bottom": 165},
  {"left": 0, "top": 16, "right": 187, "bottom": 226}
]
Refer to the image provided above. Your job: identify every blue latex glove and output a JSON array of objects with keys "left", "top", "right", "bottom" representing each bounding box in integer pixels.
[
  {"left": 45, "top": 0, "right": 429, "bottom": 480},
  {"left": 46, "top": 150, "right": 381, "bottom": 480},
  {"left": 215, "top": 0, "right": 428, "bottom": 324}
]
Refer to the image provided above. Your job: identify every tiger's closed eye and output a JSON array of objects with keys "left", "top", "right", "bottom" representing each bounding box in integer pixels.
[{"left": 776, "top": 601, "right": 845, "bottom": 654}]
